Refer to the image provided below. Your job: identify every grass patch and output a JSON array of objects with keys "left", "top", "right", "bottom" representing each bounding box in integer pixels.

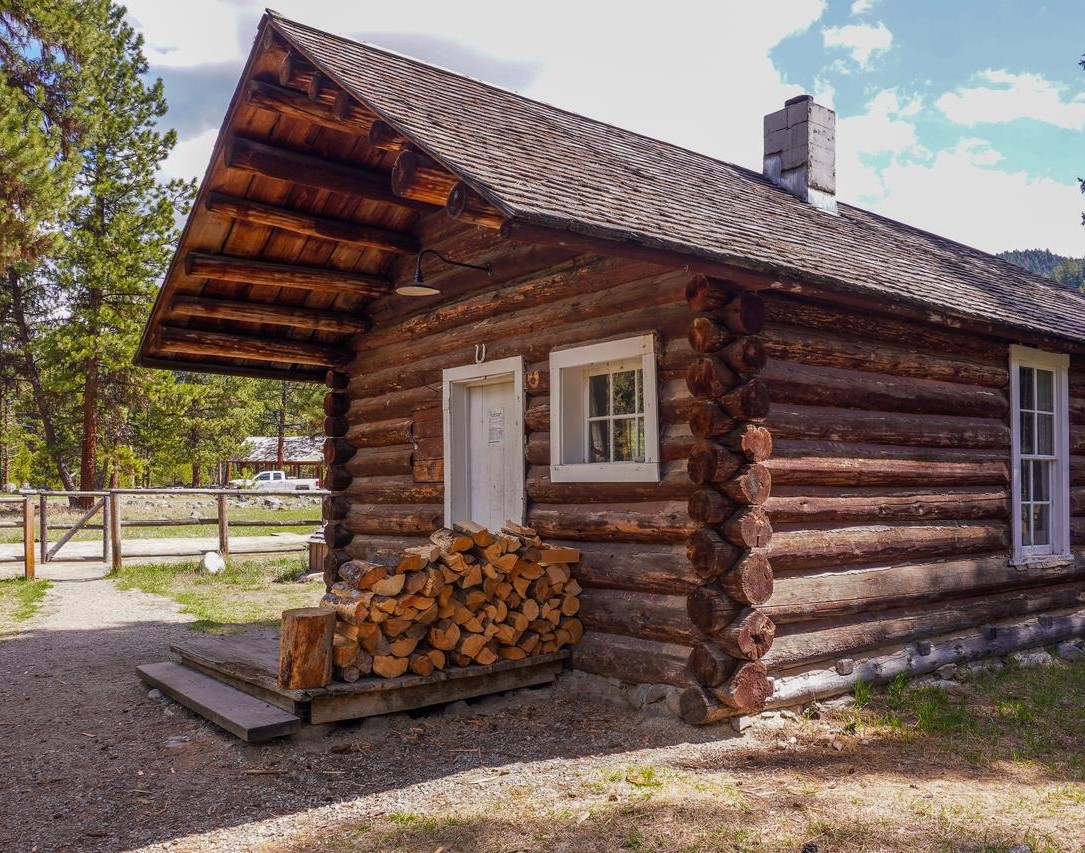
[
  {"left": 0, "top": 578, "right": 51, "bottom": 634},
  {"left": 844, "top": 659, "right": 1085, "bottom": 780},
  {"left": 109, "top": 555, "right": 315, "bottom": 632}
]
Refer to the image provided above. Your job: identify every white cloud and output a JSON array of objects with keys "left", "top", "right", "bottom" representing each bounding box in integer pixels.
[
  {"left": 937, "top": 69, "right": 1085, "bottom": 130},
  {"left": 160, "top": 127, "right": 218, "bottom": 183},
  {"left": 836, "top": 90, "right": 923, "bottom": 200},
  {"left": 822, "top": 21, "right": 892, "bottom": 67},
  {"left": 124, "top": 0, "right": 249, "bottom": 68},
  {"left": 870, "top": 138, "right": 1083, "bottom": 255},
  {"left": 850, "top": 0, "right": 877, "bottom": 14}
]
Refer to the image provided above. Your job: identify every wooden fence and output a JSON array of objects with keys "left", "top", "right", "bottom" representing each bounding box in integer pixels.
[{"left": 0, "top": 488, "right": 327, "bottom": 577}]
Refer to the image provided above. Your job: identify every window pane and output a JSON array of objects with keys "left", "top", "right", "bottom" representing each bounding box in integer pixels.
[
  {"left": 588, "top": 374, "right": 609, "bottom": 418},
  {"left": 1020, "top": 460, "right": 1032, "bottom": 502},
  {"left": 636, "top": 369, "right": 644, "bottom": 413},
  {"left": 588, "top": 419, "right": 610, "bottom": 463},
  {"left": 1032, "top": 459, "right": 1051, "bottom": 502},
  {"left": 1032, "top": 504, "right": 1050, "bottom": 546},
  {"left": 613, "top": 418, "right": 636, "bottom": 461},
  {"left": 637, "top": 418, "right": 646, "bottom": 463},
  {"left": 1020, "top": 367, "right": 1035, "bottom": 409},
  {"left": 1037, "top": 369, "right": 1055, "bottom": 413},
  {"left": 1021, "top": 503, "right": 1032, "bottom": 546},
  {"left": 1020, "top": 411, "right": 1035, "bottom": 454},
  {"left": 613, "top": 370, "right": 638, "bottom": 415},
  {"left": 1037, "top": 413, "right": 1054, "bottom": 455}
]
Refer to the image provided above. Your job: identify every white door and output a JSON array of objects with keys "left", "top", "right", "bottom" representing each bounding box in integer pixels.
[{"left": 443, "top": 357, "right": 525, "bottom": 531}]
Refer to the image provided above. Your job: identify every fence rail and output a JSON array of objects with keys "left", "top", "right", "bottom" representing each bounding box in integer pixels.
[{"left": 1, "top": 488, "right": 328, "bottom": 576}]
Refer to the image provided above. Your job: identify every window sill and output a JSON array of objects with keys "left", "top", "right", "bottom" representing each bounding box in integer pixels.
[
  {"left": 1009, "top": 554, "right": 1074, "bottom": 570},
  {"left": 550, "top": 462, "right": 660, "bottom": 483}
]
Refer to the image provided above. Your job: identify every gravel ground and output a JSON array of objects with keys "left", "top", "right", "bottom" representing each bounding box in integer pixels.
[{"left": 0, "top": 565, "right": 733, "bottom": 853}]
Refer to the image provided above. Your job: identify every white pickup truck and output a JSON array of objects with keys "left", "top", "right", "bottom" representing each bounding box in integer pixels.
[{"left": 227, "top": 470, "right": 321, "bottom": 491}]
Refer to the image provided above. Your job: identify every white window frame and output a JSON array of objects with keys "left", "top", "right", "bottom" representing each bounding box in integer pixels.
[
  {"left": 441, "top": 356, "right": 525, "bottom": 528},
  {"left": 549, "top": 334, "right": 660, "bottom": 483},
  {"left": 1010, "top": 345, "right": 1070, "bottom": 562}
]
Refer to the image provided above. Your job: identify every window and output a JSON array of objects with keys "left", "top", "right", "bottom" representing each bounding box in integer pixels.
[
  {"left": 549, "top": 334, "right": 659, "bottom": 482},
  {"left": 1010, "top": 345, "right": 1070, "bottom": 561}
]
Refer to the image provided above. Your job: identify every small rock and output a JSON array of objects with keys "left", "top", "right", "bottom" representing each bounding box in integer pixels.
[
  {"left": 200, "top": 551, "right": 226, "bottom": 574},
  {"left": 935, "top": 663, "right": 958, "bottom": 680},
  {"left": 1056, "top": 642, "right": 1084, "bottom": 662},
  {"left": 962, "top": 659, "right": 1004, "bottom": 676},
  {"left": 820, "top": 694, "right": 855, "bottom": 710},
  {"left": 1008, "top": 845, "right": 1032, "bottom": 853},
  {"left": 626, "top": 683, "right": 669, "bottom": 709},
  {"left": 1010, "top": 650, "right": 1052, "bottom": 668},
  {"left": 298, "top": 572, "right": 324, "bottom": 584},
  {"left": 663, "top": 687, "right": 683, "bottom": 718},
  {"left": 146, "top": 688, "right": 162, "bottom": 700},
  {"left": 443, "top": 700, "right": 473, "bottom": 719}
]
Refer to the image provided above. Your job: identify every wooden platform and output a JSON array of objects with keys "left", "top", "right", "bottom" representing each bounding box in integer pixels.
[{"left": 153, "top": 629, "right": 568, "bottom": 730}]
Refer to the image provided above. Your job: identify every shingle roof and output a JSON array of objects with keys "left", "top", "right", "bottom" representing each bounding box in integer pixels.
[
  {"left": 238, "top": 436, "right": 322, "bottom": 463},
  {"left": 270, "top": 12, "right": 1085, "bottom": 345}
]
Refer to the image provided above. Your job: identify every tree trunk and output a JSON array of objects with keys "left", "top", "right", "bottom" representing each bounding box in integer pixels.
[
  {"left": 277, "top": 381, "right": 287, "bottom": 468},
  {"left": 7, "top": 270, "right": 77, "bottom": 491}
]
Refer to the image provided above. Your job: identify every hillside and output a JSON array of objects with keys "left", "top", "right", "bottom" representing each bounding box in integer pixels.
[{"left": 998, "top": 249, "right": 1085, "bottom": 291}]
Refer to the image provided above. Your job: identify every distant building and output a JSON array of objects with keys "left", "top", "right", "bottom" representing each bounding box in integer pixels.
[{"left": 224, "top": 436, "right": 323, "bottom": 482}]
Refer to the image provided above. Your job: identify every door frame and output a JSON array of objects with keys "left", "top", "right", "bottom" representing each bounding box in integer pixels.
[{"left": 441, "top": 356, "right": 525, "bottom": 529}]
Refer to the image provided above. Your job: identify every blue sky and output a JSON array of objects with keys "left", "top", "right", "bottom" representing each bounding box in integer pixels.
[{"left": 125, "top": 0, "right": 1085, "bottom": 256}]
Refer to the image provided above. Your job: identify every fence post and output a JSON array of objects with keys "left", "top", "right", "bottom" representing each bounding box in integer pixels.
[
  {"left": 102, "top": 496, "right": 110, "bottom": 564},
  {"left": 108, "top": 490, "right": 122, "bottom": 572},
  {"left": 39, "top": 492, "right": 47, "bottom": 566},
  {"left": 22, "top": 494, "right": 35, "bottom": 580},
  {"left": 217, "top": 492, "right": 229, "bottom": 558}
]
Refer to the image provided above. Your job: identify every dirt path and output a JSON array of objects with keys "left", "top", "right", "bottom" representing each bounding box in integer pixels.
[{"left": 1, "top": 569, "right": 1081, "bottom": 852}]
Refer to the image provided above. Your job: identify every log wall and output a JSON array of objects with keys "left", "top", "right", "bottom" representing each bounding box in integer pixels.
[{"left": 323, "top": 218, "right": 704, "bottom": 686}]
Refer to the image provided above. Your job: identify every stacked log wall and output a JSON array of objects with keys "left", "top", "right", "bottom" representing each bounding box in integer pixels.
[
  {"left": 756, "top": 291, "right": 1085, "bottom": 685},
  {"left": 323, "top": 219, "right": 703, "bottom": 686}
]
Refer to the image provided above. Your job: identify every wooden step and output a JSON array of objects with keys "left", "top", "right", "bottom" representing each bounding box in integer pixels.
[{"left": 136, "top": 662, "right": 302, "bottom": 742}]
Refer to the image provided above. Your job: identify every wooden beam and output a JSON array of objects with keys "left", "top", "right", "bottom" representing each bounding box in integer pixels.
[
  {"left": 169, "top": 294, "right": 370, "bottom": 335},
  {"left": 205, "top": 192, "right": 418, "bottom": 255},
  {"left": 224, "top": 136, "right": 437, "bottom": 213},
  {"left": 369, "top": 119, "right": 409, "bottom": 152},
  {"left": 446, "top": 181, "right": 505, "bottom": 228},
  {"left": 137, "top": 354, "right": 326, "bottom": 383},
  {"left": 245, "top": 80, "right": 373, "bottom": 133},
  {"left": 391, "top": 150, "right": 457, "bottom": 206},
  {"left": 157, "top": 326, "right": 353, "bottom": 367},
  {"left": 184, "top": 252, "right": 390, "bottom": 298}
]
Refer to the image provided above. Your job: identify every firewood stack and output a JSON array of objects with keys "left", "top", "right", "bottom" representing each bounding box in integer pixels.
[
  {"left": 318, "top": 520, "right": 583, "bottom": 681},
  {"left": 680, "top": 275, "right": 777, "bottom": 724}
]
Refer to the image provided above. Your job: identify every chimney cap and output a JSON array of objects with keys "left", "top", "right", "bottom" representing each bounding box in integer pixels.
[{"left": 784, "top": 93, "right": 813, "bottom": 107}]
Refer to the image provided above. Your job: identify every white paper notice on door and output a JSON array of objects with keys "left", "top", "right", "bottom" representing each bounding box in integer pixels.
[{"left": 487, "top": 408, "right": 505, "bottom": 444}]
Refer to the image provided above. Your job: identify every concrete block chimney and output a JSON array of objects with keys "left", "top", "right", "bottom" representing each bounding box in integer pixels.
[{"left": 763, "top": 94, "right": 837, "bottom": 215}]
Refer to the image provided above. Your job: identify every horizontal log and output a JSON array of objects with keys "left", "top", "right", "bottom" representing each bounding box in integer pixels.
[
  {"left": 341, "top": 503, "right": 443, "bottom": 536},
  {"left": 719, "top": 464, "right": 772, "bottom": 505},
  {"left": 718, "top": 607, "right": 776, "bottom": 661},
  {"left": 246, "top": 79, "right": 373, "bottom": 131},
  {"left": 579, "top": 588, "right": 697, "bottom": 644},
  {"left": 343, "top": 445, "right": 413, "bottom": 478},
  {"left": 765, "top": 550, "right": 1085, "bottom": 624},
  {"left": 185, "top": 252, "right": 389, "bottom": 298},
  {"left": 323, "top": 467, "right": 352, "bottom": 492},
  {"left": 762, "top": 323, "right": 1009, "bottom": 388},
  {"left": 766, "top": 607, "right": 1085, "bottom": 710},
  {"left": 368, "top": 119, "right": 409, "bottom": 152},
  {"left": 445, "top": 181, "right": 505, "bottom": 228},
  {"left": 767, "top": 522, "right": 1010, "bottom": 572},
  {"left": 344, "top": 416, "right": 413, "bottom": 449},
  {"left": 571, "top": 631, "right": 692, "bottom": 686},
  {"left": 766, "top": 486, "right": 1009, "bottom": 524},
  {"left": 323, "top": 393, "right": 349, "bottom": 416},
  {"left": 760, "top": 292, "right": 1006, "bottom": 359},
  {"left": 688, "top": 441, "right": 742, "bottom": 485},
  {"left": 767, "top": 405, "right": 1009, "bottom": 449},
  {"left": 686, "top": 355, "right": 737, "bottom": 400},
  {"left": 224, "top": 136, "right": 435, "bottom": 213},
  {"left": 343, "top": 534, "right": 434, "bottom": 563},
  {"left": 686, "top": 528, "right": 739, "bottom": 581},
  {"left": 342, "top": 476, "right": 443, "bottom": 504},
  {"left": 527, "top": 463, "right": 695, "bottom": 503},
  {"left": 687, "top": 642, "right": 737, "bottom": 687},
  {"left": 205, "top": 192, "right": 418, "bottom": 255},
  {"left": 168, "top": 293, "right": 369, "bottom": 335},
  {"left": 762, "top": 581, "right": 1085, "bottom": 671},
  {"left": 688, "top": 489, "right": 732, "bottom": 525},
  {"left": 564, "top": 541, "right": 700, "bottom": 595},
  {"left": 392, "top": 150, "right": 458, "bottom": 205},
  {"left": 718, "top": 550, "right": 774, "bottom": 605},
  {"left": 719, "top": 379, "right": 770, "bottom": 420},
  {"left": 761, "top": 359, "right": 1008, "bottom": 419},
  {"left": 722, "top": 506, "right": 773, "bottom": 548},
  {"left": 766, "top": 440, "right": 1010, "bottom": 487},
  {"left": 348, "top": 386, "right": 442, "bottom": 424},
  {"left": 687, "top": 315, "right": 733, "bottom": 353},
  {"left": 324, "top": 415, "right": 347, "bottom": 437},
  {"left": 686, "top": 585, "right": 738, "bottom": 634},
  {"left": 156, "top": 326, "right": 351, "bottom": 367},
  {"left": 679, "top": 660, "right": 772, "bottom": 722},
  {"left": 324, "top": 437, "right": 353, "bottom": 466},
  {"left": 528, "top": 502, "right": 696, "bottom": 544}
]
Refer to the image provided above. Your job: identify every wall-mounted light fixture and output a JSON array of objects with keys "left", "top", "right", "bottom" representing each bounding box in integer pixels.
[{"left": 395, "top": 249, "right": 493, "bottom": 297}]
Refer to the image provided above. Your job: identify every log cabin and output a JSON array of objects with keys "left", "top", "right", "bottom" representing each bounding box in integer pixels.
[{"left": 136, "top": 11, "right": 1085, "bottom": 724}]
